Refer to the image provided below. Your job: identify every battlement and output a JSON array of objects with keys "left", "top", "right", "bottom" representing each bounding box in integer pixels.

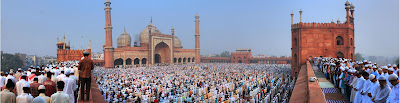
[{"left": 291, "top": 22, "right": 351, "bottom": 29}]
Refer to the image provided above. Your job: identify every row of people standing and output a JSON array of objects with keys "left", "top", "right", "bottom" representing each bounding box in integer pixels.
[{"left": 315, "top": 57, "right": 399, "bottom": 103}]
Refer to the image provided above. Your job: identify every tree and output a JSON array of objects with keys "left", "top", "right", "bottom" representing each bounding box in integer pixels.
[
  {"left": 220, "top": 51, "right": 231, "bottom": 57},
  {"left": 1, "top": 53, "right": 23, "bottom": 72},
  {"left": 354, "top": 53, "right": 364, "bottom": 61}
]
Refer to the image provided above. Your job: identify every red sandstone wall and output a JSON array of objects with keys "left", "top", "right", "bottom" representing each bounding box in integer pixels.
[{"left": 57, "top": 49, "right": 91, "bottom": 62}]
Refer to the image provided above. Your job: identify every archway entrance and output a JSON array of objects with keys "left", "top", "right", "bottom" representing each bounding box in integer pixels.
[
  {"left": 126, "top": 58, "right": 132, "bottom": 65},
  {"left": 336, "top": 52, "right": 344, "bottom": 58},
  {"left": 238, "top": 60, "right": 242, "bottom": 63},
  {"left": 142, "top": 58, "right": 147, "bottom": 66},
  {"left": 154, "top": 42, "right": 171, "bottom": 64},
  {"left": 134, "top": 58, "right": 140, "bottom": 65},
  {"left": 114, "top": 58, "right": 123, "bottom": 67}
]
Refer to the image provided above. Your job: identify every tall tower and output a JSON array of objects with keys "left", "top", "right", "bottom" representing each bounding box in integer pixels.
[
  {"left": 291, "top": 1, "right": 355, "bottom": 77},
  {"left": 195, "top": 14, "right": 200, "bottom": 63},
  {"left": 104, "top": 0, "right": 114, "bottom": 68}
]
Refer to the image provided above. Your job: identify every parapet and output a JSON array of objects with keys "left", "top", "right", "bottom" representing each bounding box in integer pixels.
[{"left": 291, "top": 22, "right": 351, "bottom": 29}]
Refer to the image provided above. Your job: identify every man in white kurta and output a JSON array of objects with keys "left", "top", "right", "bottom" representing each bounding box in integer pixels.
[
  {"left": 365, "top": 74, "right": 378, "bottom": 103},
  {"left": 51, "top": 81, "right": 71, "bottom": 103},
  {"left": 16, "top": 74, "right": 29, "bottom": 96},
  {"left": 62, "top": 70, "right": 76, "bottom": 103},
  {"left": 386, "top": 74, "right": 399, "bottom": 103},
  {"left": 16, "top": 83, "right": 34, "bottom": 103},
  {"left": 354, "top": 73, "right": 365, "bottom": 103},
  {"left": 372, "top": 76, "right": 391, "bottom": 103}
]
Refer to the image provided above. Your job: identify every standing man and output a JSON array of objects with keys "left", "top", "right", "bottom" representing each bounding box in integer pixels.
[
  {"left": 387, "top": 74, "right": 399, "bottom": 103},
  {"left": 16, "top": 83, "right": 34, "bottom": 103},
  {"left": 51, "top": 81, "right": 71, "bottom": 103},
  {"left": 62, "top": 70, "right": 76, "bottom": 103},
  {"left": 78, "top": 51, "right": 94, "bottom": 101},
  {"left": 0, "top": 79, "right": 16, "bottom": 103}
]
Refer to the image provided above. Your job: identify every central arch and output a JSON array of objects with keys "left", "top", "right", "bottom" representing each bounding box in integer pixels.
[
  {"left": 154, "top": 42, "right": 171, "bottom": 64},
  {"left": 114, "top": 58, "right": 123, "bottom": 67},
  {"left": 336, "top": 52, "right": 344, "bottom": 58}
]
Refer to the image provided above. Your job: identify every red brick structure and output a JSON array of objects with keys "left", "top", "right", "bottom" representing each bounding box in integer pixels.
[
  {"left": 102, "top": 0, "right": 199, "bottom": 68},
  {"left": 201, "top": 49, "right": 291, "bottom": 64},
  {"left": 291, "top": 1, "right": 355, "bottom": 76},
  {"left": 57, "top": 35, "right": 91, "bottom": 62}
]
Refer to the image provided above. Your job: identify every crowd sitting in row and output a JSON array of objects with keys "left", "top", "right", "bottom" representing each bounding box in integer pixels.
[
  {"left": 314, "top": 57, "right": 399, "bottom": 103},
  {"left": 93, "top": 63, "right": 295, "bottom": 103}
]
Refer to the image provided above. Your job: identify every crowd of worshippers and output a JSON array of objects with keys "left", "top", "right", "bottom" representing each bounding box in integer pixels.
[
  {"left": 314, "top": 57, "right": 399, "bottom": 103},
  {"left": 0, "top": 61, "right": 81, "bottom": 103},
  {"left": 94, "top": 63, "right": 295, "bottom": 103}
]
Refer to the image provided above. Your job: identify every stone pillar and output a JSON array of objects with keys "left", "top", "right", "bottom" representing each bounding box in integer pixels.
[
  {"left": 139, "top": 59, "right": 142, "bottom": 67},
  {"left": 299, "top": 9, "right": 303, "bottom": 23},
  {"left": 290, "top": 11, "right": 294, "bottom": 24},
  {"left": 123, "top": 59, "right": 126, "bottom": 68}
]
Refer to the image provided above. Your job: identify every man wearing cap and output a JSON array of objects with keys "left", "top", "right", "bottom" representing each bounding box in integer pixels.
[
  {"left": 372, "top": 76, "right": 391, "bottom": 103},
  {"left": 30, "top": 77, "right": 42, "bottom": 97},
  {"left": 16, "top": 83, "right": 34, "bottom": 103},
  {"left": 38, "top": 71, "right": 47, "bottom": 84},
  {"left": 15, "top": 68, "right": 23, "bottom": 82},
  {"left": 27, "top": 69, "right": 37, "bottom": 83},
  {"left": 57, "top": 70, "right": 66, "bottom": 82},
  {"left": 5, "top": 71, "right": 16, "bottom": 85},
  {"left": 43, "top": 72, "right": 57, "bottom": 97},
  {"left": 354, "top": 72, "right": 367, "bottom": 103},
  {"left": 38, "top": 85, "right": 50, "bottom": 103},
  {"left": 69, "top": 70, "right": 78, "bottom": 103},
  {"left": 78, "top": 51, "right": 94, "bottom": 101},
  {"left": 62, "top": 70, "right": 76, "bottom": 103},
  {"left": 365, "top": 74, "right": 378, "bottom": 103},
  {"left": 387, "top": 74, "right": 399, "bottom": 103},
  {"left": 16, "top": 74, "right": 29, "bottom": 96},
  {"left": 0, "top": 79, "right": 16, "bottom": 103},
  {"left": 51, "top": 81, "right": 71, "bottom": 103}
]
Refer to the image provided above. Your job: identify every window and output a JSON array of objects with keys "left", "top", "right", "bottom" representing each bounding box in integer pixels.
[
  {"left": 294, "top": 38, "right": 298, "bottom": 46},
  {"left": 336, "top": 36, "right": 344, "bottom": 45},
  {"left": 350, "top": 38, "right": 353, "bottom": 46}
]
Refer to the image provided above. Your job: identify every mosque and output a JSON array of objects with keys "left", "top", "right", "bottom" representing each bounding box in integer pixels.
[{"left": 103, "top": 0, "right": 200, "bottom": 68}]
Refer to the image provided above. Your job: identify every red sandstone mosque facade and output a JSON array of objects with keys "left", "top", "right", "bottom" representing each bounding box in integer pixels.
[
  {"left": 291, "top": 1, "right": 355, "bottom": 76},
  {"left": 103, "top": 0, "right": 200, "bottom": 68},
  {"left": 57, "top": 35, "right": 91, "bottom": 62},
  {"left": 201, "top": 49, "right": 291, "bottom": 64}
]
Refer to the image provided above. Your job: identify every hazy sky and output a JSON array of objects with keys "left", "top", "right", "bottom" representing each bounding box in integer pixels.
[{"left": 1, "top": 0, "right": 399, "bottom": 57}]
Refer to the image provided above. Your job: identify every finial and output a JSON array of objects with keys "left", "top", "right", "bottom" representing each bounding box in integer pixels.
[
  {"left": 124, "top": 26, "right": 126, "bottom": 33},
  {"left": 172, "top": 26, "right": 174, "bottom": 30},
  {"left": 331, "top": 19, "right": 335, "bottom": 23},
  {"left": 337, "top": 18, "right": 341, "bottom": 23},
  {"left": 150, "top": 17, "right": 152, "bottom": 23}
]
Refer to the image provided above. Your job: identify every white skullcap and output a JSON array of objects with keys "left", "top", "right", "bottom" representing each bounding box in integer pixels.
[
  {"left": 38, "top": 85, "right": 45, "bottom": 90},
  {"left": 65, "top": 69, "right": 70, "bottom": 75},
  {"left": 31, "top": 69, "right": 36, "bottom": 72},
  {"left": 347, "top": 69, "right": 352, "bottom": 72},
  {"left": 22, "top": 74, "right": 27, "bottom": 76},
  {"left": 23, "top": 83, "right": 30, "bottom": 88},
  {"left": 373, "top": 66, "right": 377, "bottom": 68},
  {"left": 18, "top": 68, "right": 22, "bottom": 71},
  {"left": 340, "top": 67, "right": 345, "bottom": 71},
  {"left": 378, "top": 76, "right": 386, "bottom": 80},
  {"left": 384, "top": 66, "right": 388, "bottom": 69},
  {"left": 394, "top": 64, "right": 397, "bottom": 67},
  {"left": 388, "top": 74, "right": 398, "bottom": 81},
  {"left": 363, "top": 60, "right": 368, "bottom": 62},
  {"left": 368, "top": 61, "right": 372, "bottom": 64},
  {"left": 388, "top": 64, "right": 392, "bottom": 66},
  {"left": 378, "top": 68, "right": 382, "bottom": 71},
  {"left": 369, "top": 74, "right": 376, "bottom": 80},
  {"left": 70, "top": 70, "right": 74, "bottom": 73},
  {"left": 352, "top": 70, "right": 357, "bottom": 73},
  {"left": 388, "top": 68, "right": 394, "bottom": 72}
]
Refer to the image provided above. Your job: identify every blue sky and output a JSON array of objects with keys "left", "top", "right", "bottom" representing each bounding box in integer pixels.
[{"left": 1, "top": 0, "right": 399, "bottom": 57}]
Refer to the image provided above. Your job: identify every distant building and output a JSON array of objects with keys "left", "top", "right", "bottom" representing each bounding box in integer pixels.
[
  {"left": 56, "top": 35, "right": 91, "bottom": 62},
  {"left": 291, "top": 1, "right": 355, "bottom": 76},
  {"left": 201, "top": 49, "right": 291, "bottom": 64}
]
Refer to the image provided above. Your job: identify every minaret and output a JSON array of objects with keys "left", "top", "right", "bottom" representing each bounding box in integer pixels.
[
  {"left": 104, "top": 0, "right": 114, "bottom": 68},
  {"left": 290, "top": 11, "right": 294, "bottom": 24},
  {"left": 345, "top": 0, "right": 350, "bottom": 24},
  {"left": 57, "top": 36, "right": 59, "bottom": 42},
  {"left": 195, "top": 14, "right": 200, "bottom": 63},
  {"left": 88, "top": 40, "right": 91, "bottom": 49},
  {"left": 171, "top": 26, "right": 175, "bottom": 64},
  {"left": 299, "top": 9, "right": 303, "bottom": 23}
]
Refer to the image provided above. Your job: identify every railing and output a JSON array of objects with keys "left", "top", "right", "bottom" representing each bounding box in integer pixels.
[{"left": 289, "top": 61, "right": 326, "bottom": 103}]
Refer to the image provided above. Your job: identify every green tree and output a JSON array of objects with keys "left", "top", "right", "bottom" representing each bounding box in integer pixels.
[
  {"left": 354, "top": 53, "right": 364, "bottom": 61},
  {"left": 1, "top": 53, "right": 23, "bottom": 72},
  {"left": 219, "top": 51, "right": 231, "bottom": 57}
]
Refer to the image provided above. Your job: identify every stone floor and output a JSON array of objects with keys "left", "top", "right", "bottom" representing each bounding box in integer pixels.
[{"left": 312, "top": 65, "right": 349, "bottom": 103}]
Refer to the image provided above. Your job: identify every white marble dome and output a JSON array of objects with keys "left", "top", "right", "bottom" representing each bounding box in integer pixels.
[
  {"left": 139, "top": 22, "right": 162, "bottom": 44},
  {"left": 117, "top": 30, "right": 131, "bottom": 48}
]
